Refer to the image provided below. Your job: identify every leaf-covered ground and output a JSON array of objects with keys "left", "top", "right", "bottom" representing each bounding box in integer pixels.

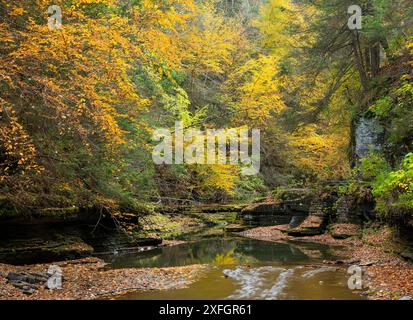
[{"left": 0, "top": 257, "right": 207, "bottom": 300}]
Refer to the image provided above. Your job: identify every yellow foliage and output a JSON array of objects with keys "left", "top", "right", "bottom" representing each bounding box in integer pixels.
[
  {"left": 194, "top": 164, "right": 239, "bottom": 196},
  {"left": 289, "top": 124, "right": 350, "bottom": 180},
  {"left": 212, "top": 251, "right": 237, "bottom": 266},
  {"left": 231, "top": 54, "right": 286, "bottom": 128}
]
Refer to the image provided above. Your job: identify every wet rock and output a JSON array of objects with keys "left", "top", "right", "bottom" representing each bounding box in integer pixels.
[
  {"left": 138, "top": 246, "right": 156, "bottom": 252},
  {"left": 133, "top": 238, "right": 163, "bottom": 247}
]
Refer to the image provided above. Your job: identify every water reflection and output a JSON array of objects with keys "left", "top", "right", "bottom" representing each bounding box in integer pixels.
[
  {"left": 109, "top": 237, "right": 363, "bottom": 300},
  {"left": 107, "top": 237, "right": 340, "bottom": 269}
]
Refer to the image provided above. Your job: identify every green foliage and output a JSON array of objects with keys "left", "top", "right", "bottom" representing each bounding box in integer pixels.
[
  {"left": 369, "top": 96, "right": 392, "bottom": 118},
  {"left": 359, "top": 152, "right": 391, "bottom": 182},
  {"left": 368, "top": 76, "right": 413, "bottom": 151},
  {"left": 233, "top": 175, "right": 267, "bottom": 201},
  {"left": 137, "top": 213, "right": 181, "bottom": 239},
  {"left": 359, "top": 153, "right": 413, "bottom": 215},
  {"left": 373, "top": 153, "right": 413, "bottom": 214},
  {"left": 388, "top": 78, "right": 413, "bottom": 145}
]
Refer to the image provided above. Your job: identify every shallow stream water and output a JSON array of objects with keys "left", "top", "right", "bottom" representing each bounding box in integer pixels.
[{"left": 108, "top": 236, "right": 364, "bottom": 300}]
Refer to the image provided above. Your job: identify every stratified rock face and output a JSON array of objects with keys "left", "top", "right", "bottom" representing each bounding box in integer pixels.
[
  {"left": 286, "top": 203, "right": 326, "bottom": 237},
  {"left": 241, "top": 203, "right": 292, "bottom": 215},
  {"left": 354, "top": 116, "right": 384, "bottom": 165},
  {"left": 286, "top": 191, "right": 338, "bottom": 237},
  {"left": 0, "top": 233, "right": 94, "bottom": 265},
  {"left": 241, "top": 189, "right": 313, "bottom": 216},
  {"left": 335, "top": 196, "right": 362, "bottom": 224}
]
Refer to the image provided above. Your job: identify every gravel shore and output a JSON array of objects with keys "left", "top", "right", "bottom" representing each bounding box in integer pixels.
[{"left": 0, "top": 257, "right": 207, "bottom": 300}]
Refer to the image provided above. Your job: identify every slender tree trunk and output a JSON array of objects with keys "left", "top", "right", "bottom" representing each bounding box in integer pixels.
[
  {"left": 370, "top": 40, "right": 380, "bottom": 77},
  {"left": 380, "top": 37, "right": 390, "bottom": 58},
  {"left": 351, "top": 31, "right": 369, "bottom": 91},
  {"left": 365, "top": 46, "right": 371, "bottom": 75}
]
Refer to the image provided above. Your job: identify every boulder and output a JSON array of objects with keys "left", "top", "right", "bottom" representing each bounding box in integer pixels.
[
  {"left": 400, "top": 249, "right": 413, "bottom": 262},
  {"left": 287, "top": 215, "right": 324, "bottom": 237},
  {"left": 330, "top": 223, "right": 360, "bottom": 239}
]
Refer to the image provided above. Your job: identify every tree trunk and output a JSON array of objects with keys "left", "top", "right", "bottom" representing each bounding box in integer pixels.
[
  {"left": 370, "top": 41, "right": 380, "bottom": 77},
  {"left": 351, "top": 31, "right": 369, "bottom": 91}
]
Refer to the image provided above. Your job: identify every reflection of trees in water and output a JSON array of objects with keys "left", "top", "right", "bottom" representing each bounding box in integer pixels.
[
  {"left": 288, "top": 241, "right": 343, "bottom": 261},
  {"left": 110, "top": 239, "right": 239, "bottom": 268},
  {"left": 235, "top": 240, "right": 309, "bottom": 263},
  {"left": 109, "top": 238, "right": 338, "bottom": 268}
]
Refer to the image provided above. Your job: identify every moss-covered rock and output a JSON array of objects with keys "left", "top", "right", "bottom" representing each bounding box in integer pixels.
[
  {"left": 197, "top": 205, "right": 245, "bottom": 213},
  {"left": 35, "top": 207, "right": 80, "bottom": 219},
  {"left": 133, "top": 213, "right": 181, "bottom": 239}
]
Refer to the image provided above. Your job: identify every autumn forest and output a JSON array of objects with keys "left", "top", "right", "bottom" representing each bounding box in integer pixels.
[{"left": 1, "top": 0, "right": 413, "bottom": 302}]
